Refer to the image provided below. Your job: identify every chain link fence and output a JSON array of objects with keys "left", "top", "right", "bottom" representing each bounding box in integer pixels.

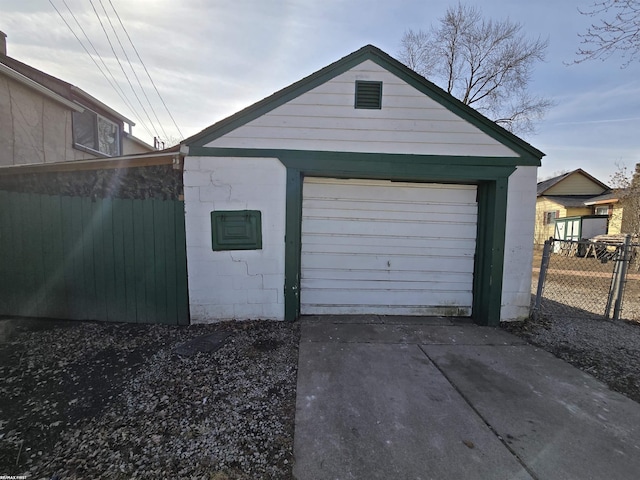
[{"left": 532, "top": 236, "right": 640, "bottom": 322}]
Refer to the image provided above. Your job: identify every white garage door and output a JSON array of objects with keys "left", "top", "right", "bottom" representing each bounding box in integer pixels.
[{"left": 300, "top": 177, "right": 478, "bottom": 316}]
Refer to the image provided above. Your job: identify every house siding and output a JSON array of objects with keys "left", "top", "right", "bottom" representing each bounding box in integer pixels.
[
  {"left": 502, "top": 166, "right": 537, "bottom": 321},
  {"left": 535, "top": 198, "right": 564, "bottom": 244},
  {"left": 534, "top": 197, "right": 592, "bottom": 244},
  {"left": 183, "top": 156, "right": 287, "bottom": 322},
  {"left": 609, "top": 205, "right": 623, "bottom": 234},
  {"left": 544, "top": 174, "right": 607, "bottom": 196},
  {"left": 0, "top": 74, "right": 97, "bottom": 166},
  {"left": 204, "top": 60, "right": 518, "bottom": 158}
]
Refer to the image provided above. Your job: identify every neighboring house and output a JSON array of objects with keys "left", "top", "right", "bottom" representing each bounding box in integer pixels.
[
  {"left": 181, "top": 44, "right": 544, "bottom": 325},
  {"left": 0, "top": 31, "right": 153, "bottom": 167},
  {"left": 534, "top": 169, "right": 621, "bottom": 244}
]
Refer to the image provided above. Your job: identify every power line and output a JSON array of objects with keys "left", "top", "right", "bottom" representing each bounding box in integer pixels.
[
  {"left": 107, "top": 0, "right": 184, "bottom": 139},
  {"left": 97, "top": 0, "right": 169, "bottom": 141},
  {"left": 88, "top": 0, "right": 161, "bottom": 139},
  {"left": 50, "top": 0, "right": 182, "bottom": 143},
  {"left": 49, "top": 0, "right": 153, "bottom": 136},
  {"left": 55, "top": 0, "right": 155, "bottom": 139}
]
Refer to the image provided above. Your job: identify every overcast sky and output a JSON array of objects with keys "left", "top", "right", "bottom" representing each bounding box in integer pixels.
[{"left": 2, "top": 0, "right": 640, "bottom": 182}]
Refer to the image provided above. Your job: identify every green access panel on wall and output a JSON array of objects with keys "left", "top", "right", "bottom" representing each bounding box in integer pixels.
[{"left": 211, "top": 210, "right": 262, "bottom": 251}]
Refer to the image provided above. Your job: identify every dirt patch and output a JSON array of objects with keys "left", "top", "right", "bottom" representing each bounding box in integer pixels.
[{"left": 0, "top": 318, "right": 299, "bottom": 479}]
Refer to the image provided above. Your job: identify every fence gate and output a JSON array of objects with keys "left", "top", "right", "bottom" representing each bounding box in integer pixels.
[
  {"left": 533, "top": 237, "right": 636, "bottom": 321},
  {"left": 0, "top": 191, "right": 189, "bottom": 325}
]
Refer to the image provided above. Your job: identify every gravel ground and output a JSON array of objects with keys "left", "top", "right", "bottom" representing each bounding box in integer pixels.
[
  {"left": 0, "top": 318, "right": 300, "bottom": 480},
  {"left": 4, "top": 309, "right": 639, "bottom": 479},
  {"left": 524, "top": 250, "right": 640, "bottom": 404},
  {"left": 502, "top": 314, "right": 640, "bottom": 404}
]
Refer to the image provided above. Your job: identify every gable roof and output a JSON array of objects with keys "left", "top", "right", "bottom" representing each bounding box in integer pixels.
[
  {"left": 184, "top": 44, "right": 544, "bottom": 163},
  {"left": 0, "top": 52, "right": 135, "bottom": 125},
  {"left": 542, "top": 195, "right": 601, "bottom": 208},
  {"left": 583, "top": 190, "right": 620, "bottom": 205},
  {"left": 537, "top": 168, "right": 609, "bottom": 196}
]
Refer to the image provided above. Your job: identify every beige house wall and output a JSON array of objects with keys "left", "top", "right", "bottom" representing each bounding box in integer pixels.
[
  {"left": 544, "top": 174, "right": 607, "bottom": 196},
  {"left": 534, "top": 197, "right": 592, "bottom": 244},
  {"left": 566, "top": 207, "right": 592, "bottom": 217},
  {"left": 609, "top": 204, "right": 623, "bottom": 234},
  {"left": 1, "top": 73, "right": 153, "bottom": 167},
  {"left": 0, "top": 74, "right": 98, "bottom": 166},
  {"left": 122, "top": 134, "right": 154, "bottom": 155}
]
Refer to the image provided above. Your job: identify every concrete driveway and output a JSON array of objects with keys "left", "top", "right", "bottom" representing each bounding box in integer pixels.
[{"left": 293, "top": 316, "right": 640, "bottom": 480}]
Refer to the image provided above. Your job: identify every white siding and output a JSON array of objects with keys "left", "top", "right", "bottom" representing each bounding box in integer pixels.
[
  {"left": 301, "top": 178, "right": 477, "bottom": 316},
  {"left": 205, "top": 60, "right": 517, "bottom": 157},
  {"left": 501, "top": 166, "right": 537, "bottom": 321},
  {"left": 183, "top": 156, "right": 287, "bottom": 322}
]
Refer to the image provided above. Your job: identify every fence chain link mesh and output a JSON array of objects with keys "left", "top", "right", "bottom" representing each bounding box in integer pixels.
[{"left": 532, "top": 237, "right": 640, "bottom": 322}]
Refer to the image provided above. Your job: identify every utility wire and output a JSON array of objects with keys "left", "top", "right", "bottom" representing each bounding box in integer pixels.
[
  {"left": 55, "top": 0, "right": 155, "bottom": 139},
  {"left": 107, "top": 0, "right": 184, "bottom": 139},
  {"left": 88, "top": 0, "right": 161, "bottom": 140},
  {"left": 98, "top": 0, "right": 169, "bottom": 141},
  {"left": 49, "top": 0, "right": 155, "bottom": 139}
]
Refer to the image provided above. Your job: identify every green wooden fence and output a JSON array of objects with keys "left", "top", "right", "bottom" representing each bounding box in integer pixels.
[{"left": 0, "top": 191, "right": 189, "bottom": 325}]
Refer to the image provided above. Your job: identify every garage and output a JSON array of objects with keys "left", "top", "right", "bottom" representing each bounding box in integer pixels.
[
  {"left": 182, "top": 44, "right": 544, "bottom": 325},
  {"left": 300, "top": 177, "right": 477, "bottom": 316}
]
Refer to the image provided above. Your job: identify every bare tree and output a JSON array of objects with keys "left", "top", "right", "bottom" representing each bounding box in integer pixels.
[
  {"left": 576, "top": 0, "right": 640, "bottom": 66},
  {"left": 610, "top": 162, "right": 640, "bottom": 237},
  {"left": 398, "top": 3, "right": 551, "bottom": 134}
]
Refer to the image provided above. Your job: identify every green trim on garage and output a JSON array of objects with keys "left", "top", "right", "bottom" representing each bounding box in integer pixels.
[
  {"left": 285, "top": 168, "right": 303, "bottom": 321},
  {"left": 186, "top": 147, "right": 517, "bottom": 326},
  {"left": 473, "top": 178, "right": 509, "bottom": 326},
  {"left": 188, "top": 146, "right": 534, "bottom": 169}
]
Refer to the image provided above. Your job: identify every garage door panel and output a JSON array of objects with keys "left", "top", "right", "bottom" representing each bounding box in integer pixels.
[
  {"left": 301, "top": 254, "right": 474, "bottom": 273},
  {"left": 302, "top": 206, "right": 478, "bottom": 223},
  {"left": 301, "top": 178, "right": 477, "bottom": 316},
  {"left": 301, "top": 278, "right": 472, "bottom": 292},
  {"left": 304, "top": 178, "right": 476, "bottom": 203},
  {"left": 302, "top": 304, "right": 473, "bottom": 316},
  {"left": 303, "top": 269, "right": 473, "bottom": 283},
  {"left": 302, "top": 241, "right": 475, "bottom": 258},
  {"left": 301, "top": 289, "right": 473, "bottom": 310},
  {"left": 303, "top": 201, "right": 477, "bottom": 217},
  {"left": 302, "top": 233, "right": 477, "bottom": 251},
  {"left": 301, "top": 218, "right": 477, "bottom": 239},
  {"left": 303, "top": 289, "right": 472, "bottom": 306}
]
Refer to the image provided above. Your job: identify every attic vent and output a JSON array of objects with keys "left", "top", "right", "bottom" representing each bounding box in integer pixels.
[{"left": 355, "top": 81, "right": 382, "bottom": 109}]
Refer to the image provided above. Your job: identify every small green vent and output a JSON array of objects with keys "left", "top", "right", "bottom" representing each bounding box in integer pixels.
[
  {"left": 355, "top": 81, "right": 382, "bottom": 109},
  {"left": 211, "top": 210, "right": 262, "bottom": 251}
]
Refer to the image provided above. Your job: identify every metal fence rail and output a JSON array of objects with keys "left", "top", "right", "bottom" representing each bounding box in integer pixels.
[{"left": 533, "top": 236, "right": 639, "bottom": 321}]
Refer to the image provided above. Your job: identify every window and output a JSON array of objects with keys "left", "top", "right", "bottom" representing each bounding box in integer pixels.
[
  {"left": 355, "top": 81, "right": 382, "bottom": 109},
  {"left": 595, "top": 206, "right": 610, "bottom": 216},
  {"left": 72, "top": 108, "right": 121, "bottom": 156},
  {"left": 543, "top": 211, "right": 558, "bottom": 225}
]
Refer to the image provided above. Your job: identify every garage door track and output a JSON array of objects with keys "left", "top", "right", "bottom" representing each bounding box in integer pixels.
[{"left": 293, "top": 316, "right": 640, "bottom": 480}]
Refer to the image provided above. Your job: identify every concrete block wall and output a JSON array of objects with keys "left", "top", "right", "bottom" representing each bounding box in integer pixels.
[
  {"left": 502, "top": 166, "right": 537, "bottom": 321},
  {"left": 183, "top": 156, "right": 287, "bottom": 322}
]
